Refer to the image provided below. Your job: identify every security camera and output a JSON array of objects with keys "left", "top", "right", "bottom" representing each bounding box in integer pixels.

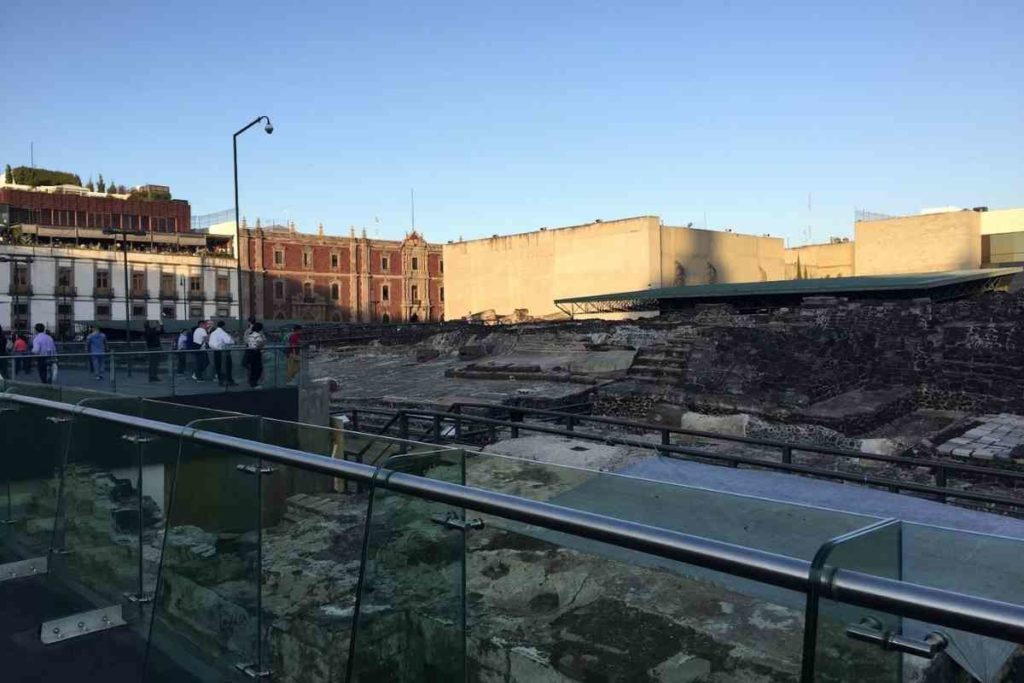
[{"left": 264, "top": 122, "right": 274, "bottom": 135}]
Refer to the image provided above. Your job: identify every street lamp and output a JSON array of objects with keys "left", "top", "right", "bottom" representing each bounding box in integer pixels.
[
  {"left": 0, "top": 255, "right": 34, "bottom": 333},
  {"left": 233, "top": 114, "right": 273, "bottom": 334},
  {"left": 103, "top": 228, "right": 147, "bottom": 343}
]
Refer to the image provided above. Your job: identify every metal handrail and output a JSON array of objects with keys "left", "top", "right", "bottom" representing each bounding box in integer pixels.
[
  {"left": 4, "top": 391, "right": 1024, "bottom": 647},
  {"left": 345, "top": 405, "right": 1024, "bottom": 507},
  {"left": 0, "top": 345, "right": 291, "bottom": 361}
]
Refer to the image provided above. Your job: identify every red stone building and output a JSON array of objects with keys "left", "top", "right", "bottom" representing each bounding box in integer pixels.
[
  {"left": 240, "top": 222, "right": 444, "bottom": 323},
  {"left": 0, "top": 188, "right": 190, "bottom": 233}
]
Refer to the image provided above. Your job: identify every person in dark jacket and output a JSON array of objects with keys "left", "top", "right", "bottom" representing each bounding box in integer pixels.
[{"left": 144, "top": 321, "right": 164, "bottom": 382}]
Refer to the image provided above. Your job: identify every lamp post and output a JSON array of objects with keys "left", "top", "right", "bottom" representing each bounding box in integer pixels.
[
  {"left": 103, "top": 228, "right": 147, "bottom": 344},
  {"left": 0, "top": 254, "right": 34, "bottom": 334},
  {"left": 180, "top": 274, "right": 187, "bottom": 321},
  {"left": 233, "top": 115, "right": 273, "bottom": 334}
]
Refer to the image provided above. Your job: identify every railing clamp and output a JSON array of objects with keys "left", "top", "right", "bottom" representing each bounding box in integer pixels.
[
  {"left": 45, "top": 415, "right": 73, "bottom": 424},
  {"left": 0, "top": 556, "right": 48, "bottom": 582},
  {"left": 431, "top": 511, "right": 485, "bottom": 531},
  {"left": 124, "top": 591, "right": 154, "bottom": 604},
  {"left": 235, "top": 663, "right": 273, "bottom": 679},
  {"left": 236, "top": 464, "right": 276, "bottom": 475},
  {"left": 121, "top": 433, "right": 157, "bottom": 444},
  {"left": 846, "top": 616, "right": 949, "bottom": 659}
]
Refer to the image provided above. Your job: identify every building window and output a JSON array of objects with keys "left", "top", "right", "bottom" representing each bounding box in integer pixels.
[
  {"left": 381, "top": 313, "right": 390, "bottom": 324},
  {"left": 189, "top": 276, "right": 202, "bottom": 295},
  {"left": 381, "top": 255, "right": 389, "bottom": 271},
  {"left": 160, "top": 273, "right": 176, "bottom": 298},
  {"left": 410, "top": 284, "right": 419, "bottom": 302},
  {"left": 331, "top": 253, "right": 339, "bottom": 269},
  {"left": 440, "top": 259, "right": 444, "bottom": 273},
  {"left": 302, "top": 250, "right": 312, "bottom": 268},
  {"left": 132, "top": 303, "right": 147, "bottom": 318},
  {"left": 57, "top": 303, "right": 73, "bottom": 316},
  {"left": 411, "top": 257, "right": 419, "bottom": 271},
  {"left": 216, "top": 274, "right": 231, "bottom": 298},
  {"left": 96, "top": 303, "right": 111, "bottom": 319},
  {"left": 95, "top": 269, "right": 110, "bottom": 290},
  {"left": 57, "top": 266, "right": 73, "bottom": 288},
  {"left": 162, "top": 304, "right": 176, "bottom": 319},
  {"left": 274, "top": 249, "right": 284, "bottom": 266},
  {"left": 13, "top": 264, "right": 30, "bottom": 289},
  {"left": 303, "top": 282, "right": 313, "bottom": 298},
  {"left": 381, "top": 284, "right": 390, "bottom": 301},
  {"left": 216, "top": 306, "right": 230, "bottom": 318},
  {"left": 330, "top": 283, "right": 340, "bottom": 300},
  {"left": 273, "top": 280, "right": 285, "bottom": 300},
  {"left": 440, "top": 286, "right": 444, "bottom": 302},
  {"left": 140, "top": 216, "right": 150, "bottom": 231},
  {"left": 189, "top": 304, "right": 203, "bottom": 319},
  {"left": 131, "top": 270, "right": 146, "bottom": 295}
]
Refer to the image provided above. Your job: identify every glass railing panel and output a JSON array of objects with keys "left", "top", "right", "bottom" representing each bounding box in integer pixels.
[
  {"left": 144, "top": 416, "right": 264, "bottom": 680},
  {"left": 254, "top": 419, "right": 375, "bottom": 681},
  {"left": 899, "top": 523, "right": 1024, "bottom": 682},
  {"left": 348, "top": 449, "right": 466, "bottom": 682},
  {"left": 808, "top": 520, "right": 902, "bottom": 682},
  {"left": 0, "top": 396, "right": 75, "bottom": 560},
  {"left": 459, "top": 450, "right": 882, "bottom": 681}
]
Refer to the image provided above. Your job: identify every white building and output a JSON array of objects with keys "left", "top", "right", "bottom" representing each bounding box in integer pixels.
[{"left": 0, "top": 242, "right": 238, "bottom": 338}]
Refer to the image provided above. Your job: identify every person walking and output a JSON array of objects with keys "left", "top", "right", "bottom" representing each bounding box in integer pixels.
[
  {"left": 31, "top": 323, "right": 57, "bottom": 384},
  {"left": 0, "top": 324, "right": 8, "bottom": 380},
  {"left": 208, "top": 320, "right": 236, "bottom": 386},
  {"left": 191, "top": 321, "right": 210, "bottom": 381},
  {"left": 85, "top": 325, "right": 109, "bottom": 380},
  {"left": 176, "top": 328, "right": 190, "bottom": 374},
  {"left": 244, "top": 322, "right": 267, "bottom": 388},
  {"left": 144, "top": 321, "right": 163, "bottom": 382},
  {"left": 13, "top": 334, "right": 29, "bottom": 374},
  {"left": 286, "top": 324, "right": 302, "bottom": 382}
]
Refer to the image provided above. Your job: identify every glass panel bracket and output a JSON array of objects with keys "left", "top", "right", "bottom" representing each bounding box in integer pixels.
[
  {"left": 40, "top": 605, "right": 126, "bottom": 644},
  {"left": 431, "top": 511, "right": 484, "bottom": 531},
  {"left": 121, "top": 433, "right": 157, "bottom": 444},
  {"left": 0, "top": 556, "right": 48, "bottom": 582},
  {"left": 234, "top": 662, "right": 272, "bottom": 679},
  {"left": 846, "top": 616, "right": 949, "bottom": 659},
  {"left": 235, "top": 463, "right": 276, "bottom": 475}
]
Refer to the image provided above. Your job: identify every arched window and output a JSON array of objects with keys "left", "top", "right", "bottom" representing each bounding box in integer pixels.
[
  {"left": 381, "top": 313, "right": 391, "bottom": 324},
  {"left": 410, "top": 313, "right": 419, "bottom": 323},
  {"left": 303, "top": 282, "right": 313, "bottom": 298},
  {"left": 330, "top": 283, "right": 340, "bottom": 300}
]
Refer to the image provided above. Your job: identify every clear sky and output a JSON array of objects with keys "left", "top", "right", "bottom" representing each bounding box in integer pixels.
[{"left": 1, "top": 0, "right": 1021, "bottom": 246}]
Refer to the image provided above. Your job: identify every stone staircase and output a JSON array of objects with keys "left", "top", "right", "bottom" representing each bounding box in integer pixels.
[
  {"left": 513, "top": 337, "right": 589, "bottom": 355},
  {"left": 627, "top": 342, "right": 690, "bottom": 385}
]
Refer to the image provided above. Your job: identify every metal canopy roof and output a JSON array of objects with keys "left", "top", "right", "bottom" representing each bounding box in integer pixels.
[{"left": 554, "top": 268, "right": 1022, "bottom": 316}]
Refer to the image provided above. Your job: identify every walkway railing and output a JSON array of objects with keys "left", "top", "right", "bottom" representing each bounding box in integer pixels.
[
  {"left": 1, "top": 386, "right": 1023, "bottom": 681},
  {"left": 0, "top": 345, "right": 305, "bottom": 396}
]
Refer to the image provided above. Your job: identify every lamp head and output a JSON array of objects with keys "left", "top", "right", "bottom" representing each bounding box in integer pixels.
[{"left": 264, "top": 121, "right": 274, "bottom": 135}]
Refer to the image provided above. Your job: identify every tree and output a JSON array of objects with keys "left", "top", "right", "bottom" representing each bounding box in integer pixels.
[
  {"left": 3, "top": 164, "right": 12, "bottom": 184},
  {"left": 107, "top": 179, "right": 116, "bottom": 194},
  {"left": 97, "top": 174, "right": 106, "bottom": 193},
  {"left": 85, "top": 176, "right": 95, "bottom": 191}
]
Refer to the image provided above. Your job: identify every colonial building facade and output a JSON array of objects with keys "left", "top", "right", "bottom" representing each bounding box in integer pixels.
[
  {"left": 1, "top": 181, "right": 238, "bottom": 336},
  {"left": 237, "top": 222, "right": 444, "bottom": 323}
]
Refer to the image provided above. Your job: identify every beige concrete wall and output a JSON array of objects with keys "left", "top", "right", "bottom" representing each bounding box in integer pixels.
[
  {"left": 854, "top": 211, "right": 981, "bottom": 275},
  {"left": 981, "top": 209, "right": 1024, "bottom": 236},
  {"left": 443, "top": 216, "right": 659, "bottom": 320},
  {"left": 659, "top": 226, "right": 784, "bottom": 286},
  {"left": 784, "top": 242, "right": 854, "bottom": 279}
]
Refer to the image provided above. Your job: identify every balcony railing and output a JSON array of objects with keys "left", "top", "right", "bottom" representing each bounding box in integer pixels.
[
  {"left": 94, "top": 286, "right": 114, "bottom": 298},
  {"left": 214, "top": 291, "right": 233, "bottom": 301},
  {"left": 187, "top": 291, "right": 205, "bottom": 301},
  {"left": 130, "top": 288, "right": 149, "bottom": 299},
  {"left": 7, "top": 284, "right": 31, "bottom": 296},
  {"left": 1, "top": 381, "right": 1024, "bottom": 682},
  {"left": 159, "top": 289, "right": 178, "bottom": 300},
  {"left": 54, "top": 285, "right": 77, "bottom": 297}
]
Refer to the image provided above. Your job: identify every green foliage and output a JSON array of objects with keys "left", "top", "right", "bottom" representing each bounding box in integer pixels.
[
  {"left": 10, "top": 166, "right": 81, "bottom": 187},
  {"left": 85, "top": 177, "right": 95, "bottom": 191},
  {"left": 127, "top": 187, "right": 172, "bottom": 201},
  {"left": 97, "top": 174, "right": 106, "bottom": 192},
  {"left": 107, "top": 179, "right": 117, "bottom": 194},
  {"left": 3, "top": 164, "right": 12, "bottom": 183}
]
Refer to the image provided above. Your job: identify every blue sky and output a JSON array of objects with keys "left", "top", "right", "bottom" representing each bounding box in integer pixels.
[{"left": 1, "top": 0, "right": 1021, "bottom": 245}]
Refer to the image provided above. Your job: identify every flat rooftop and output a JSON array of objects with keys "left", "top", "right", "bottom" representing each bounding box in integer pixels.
[{"left": 555, "top": 268, "right": 1022, "bottom": 315}]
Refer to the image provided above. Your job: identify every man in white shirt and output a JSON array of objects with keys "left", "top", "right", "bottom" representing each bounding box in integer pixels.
[
  {"left": 191, "top": 321, "right": 210, "bottom": 381},
  {"left": 208, "top": 320, "right": 236, "bottom": 386}
]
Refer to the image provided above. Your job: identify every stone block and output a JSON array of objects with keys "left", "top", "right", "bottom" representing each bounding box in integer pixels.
[{"left": 649, "top": 652, "right": 712, "bottom": 682}]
